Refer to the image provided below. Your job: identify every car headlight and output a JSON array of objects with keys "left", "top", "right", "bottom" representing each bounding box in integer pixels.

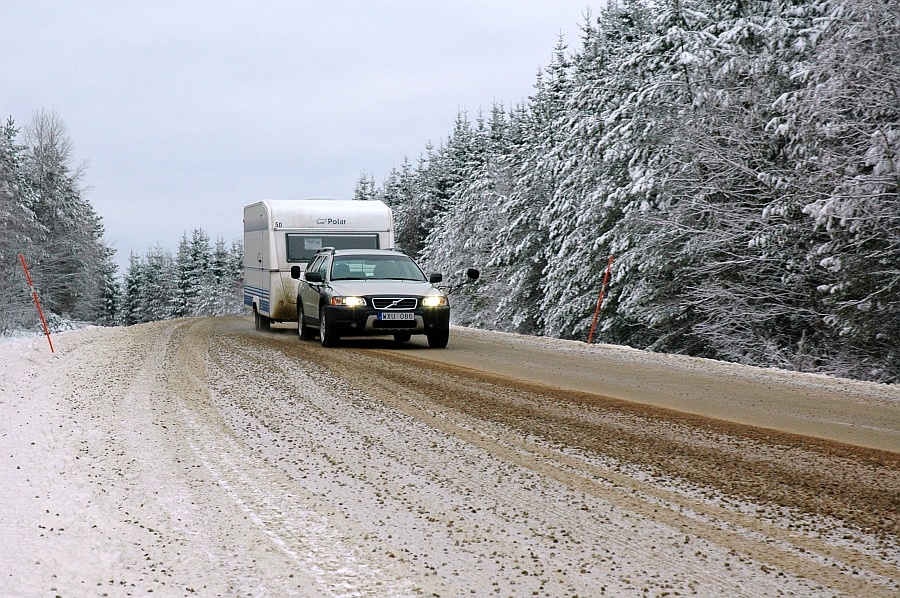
[
  {"left": 332, "top": 296, "right": 366, "bottom": 307},
  {"left": 422, "top": 296, "right": 448, "bottom": 307}
]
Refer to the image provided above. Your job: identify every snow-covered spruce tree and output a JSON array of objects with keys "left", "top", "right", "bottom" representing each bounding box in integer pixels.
[
  {"left": 526, "top": 37, "right": 582, "bottom": 339},
  {"left": 22, "top": 109, "right": 116, "bottom": 324},
  {"left": 563, "top": 0, "right": 840, "bottom": 378},
  {"left": 353, "top": 172, "right": 376, "bottom": 201},
  {"left": 486, "top": 103, "right": 552, "bottom": 335},
  {"left": 372, "top": 114, "right": 477, "bottom": 263},
  {"left": 189, "top": 228, "right": 212, "bottom": 313},
  {"left": 646, "top": 0, "right": 836, "bottom": 369},
  {"left": 377, "top": 159, "right": 421, "bottom": 256},
  {"left": 228, "top": 238, "right": 244, "bottom": 306},
  {"left": 402, "top": 112, "right": 484, "bottom": 261},
  {"left": 537, "top": 5, "right": 654, "bottom": 341},
  {"left": 122, "top": 245, "right": 177, "bottom": 324},
  {"left": 358, "top": 0, "right": 897, "bottom": 382},
  {"left": 146, "top": 245, "right": 177, "bottom": 321},
  {"left": 171, "top": 233, "right": 192, "bottom": 317},
  {"left": 122, "top": 231, "right": 243, "bottom": 324},
  {"left": 0, "top": 117, "right": 44, "bottom": 333},
  {"left": 421, "top": 105, "right": 513, "bottom": 329},
  {"left": 207, "top": 239, "right": 227, "bottom": 316},
  {"left": 95, "top": 249, "right": 121, "bottom": 326},
  {"left": 200, "top": 235, "right": 244, "bottom": 317},
  {"left": 602, "top": 1, "right": 817, "bottom": 363},
  {"left": 121, "top": 252, "right": 146, "bottom": 326},
  {"left": 173, "top": 228, "right": 211, "bottom": 317},
  {"left": 625, "top": 0, "right": 900, "bottom": 381},
  {"left": 775, "top": 0, "right": 900, "bottom": 382},
  {"left": 597, "top": 0, "right": 724, "bottom": 352}
]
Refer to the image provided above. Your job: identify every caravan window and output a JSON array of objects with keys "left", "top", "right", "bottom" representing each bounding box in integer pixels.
[{"left": 286, "top": 234, "right": 380, "bottom": 262}]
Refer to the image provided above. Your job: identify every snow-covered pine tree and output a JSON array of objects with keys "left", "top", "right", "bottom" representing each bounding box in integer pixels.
[
  {"left": 0, "top": 111, "right": 115, "bottom": 330},
  {"left": 0, "top": 117, "right": 44, "bottom": 333},
  {"left": 779, "top": 0, "right": 900, "bottom": 381},
  {"left": 377, "top": 159, "right": 420, "bottom": 256},
  {"left": 644, "top": 0, "right": 832, "bottom": 368},
  {"left": 538, "top": 5, "right": 652, "bottom": 341},
  {"left": 484, "top": 98, "right": 556, "bottom": 336},
  {"left": 122, "top": 252, "right": 147, "bottom": 326},
  {"left": 353, "top": 173, "right": 376, "bottom": 201},
  {"left": 421, "top": 104, "right": 512, "bottom": 329}
]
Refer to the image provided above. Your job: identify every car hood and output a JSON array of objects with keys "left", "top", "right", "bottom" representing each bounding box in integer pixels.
[{"left": 329, "top": 280, "right": 443, "bottom": 297}]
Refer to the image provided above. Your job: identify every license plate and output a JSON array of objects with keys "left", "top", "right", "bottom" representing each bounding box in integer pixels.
[{"left": 378, "top": 312, "right": 414, "bottom": 321}]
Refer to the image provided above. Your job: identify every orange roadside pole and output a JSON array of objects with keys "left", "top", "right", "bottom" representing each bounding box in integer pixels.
[
  {"left": 18, "top": 253, "right": 54, "bottom": 353},
  {"left": 587, "top": 255, "right": 615, "bottom": 345}
]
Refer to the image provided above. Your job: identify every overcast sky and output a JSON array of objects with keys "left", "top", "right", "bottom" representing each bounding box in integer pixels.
[{"left": 2, "top": 2, "right": 594, "bottom": 272}]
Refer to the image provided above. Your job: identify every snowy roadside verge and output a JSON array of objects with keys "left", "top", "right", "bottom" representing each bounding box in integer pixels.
[
  {"left": 453, "top": 325, "right": 900, "bottom": 407},
  {"left": 0, "top": 329, "right": 124, "bottom": 595}
]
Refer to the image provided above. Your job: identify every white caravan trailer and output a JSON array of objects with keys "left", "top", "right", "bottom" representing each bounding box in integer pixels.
[{"left": 243, "top": 199, "right": 395, "bottom": 329}]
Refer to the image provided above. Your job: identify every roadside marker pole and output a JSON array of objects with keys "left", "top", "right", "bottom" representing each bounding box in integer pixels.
[
  {"left": 18, "top": 253, "right": 54, "bottom": 353},
  {"left": 587, "top": 255, "right": 615, "bottom": 345}
]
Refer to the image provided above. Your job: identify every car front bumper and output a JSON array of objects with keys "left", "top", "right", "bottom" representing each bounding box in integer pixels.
[{"left": 322, "top": 305, "right": 450, "bottom": 336}]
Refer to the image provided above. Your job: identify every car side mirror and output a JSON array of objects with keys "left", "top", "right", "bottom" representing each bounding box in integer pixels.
[
  {"left": 428, "top": 273, "right": 443, "bottom": 284},
  {"left": 305, "top": 271, "right": 324, "bottom": 283},
  {"left": 443, "top": 268, "right": 480, "bottom": 294},
  {"left": 290, "top": 265, "right": 303, "bottom": 279}
]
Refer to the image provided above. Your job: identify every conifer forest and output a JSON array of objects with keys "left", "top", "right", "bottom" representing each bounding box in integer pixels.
[
  {"left": 0, "top": 111, "right": 243, "bottom": 332},
  {"left": 357, "top": 0, "right": 900, "bottom": 383}
]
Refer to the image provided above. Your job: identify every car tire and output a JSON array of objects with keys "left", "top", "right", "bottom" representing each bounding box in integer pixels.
[
  {"left": 426, "top": 326, "right": 449, "bottom": 348},
  {"left": 393, "top": 332, "right": 412, "bottom": 343},
  {"left": 297, "top": 300, "right": 314, "bottom": 340},
  {"left": 319, "top": 306, "right": 338, "bottom": 347}
]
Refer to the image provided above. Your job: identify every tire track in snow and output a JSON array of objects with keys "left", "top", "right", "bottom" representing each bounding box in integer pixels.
[
  {"left": 167, "top": 319, "right": 426, "bottom": 597},
  {"left": 182, "top": 407, "right": 417, "bottom": 597}
]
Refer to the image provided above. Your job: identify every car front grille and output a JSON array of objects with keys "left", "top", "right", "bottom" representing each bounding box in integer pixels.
[{"left": 373, "top": 297, "right": 417, "bottom": 310}]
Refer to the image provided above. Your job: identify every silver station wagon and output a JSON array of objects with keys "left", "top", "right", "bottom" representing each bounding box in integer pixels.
[{"left": 292, "top": 248, "right": 451, "bottom": 348}]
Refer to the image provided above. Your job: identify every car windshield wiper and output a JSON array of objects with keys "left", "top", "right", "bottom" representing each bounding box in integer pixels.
[{"left": 377, "top": 277, "right": 422, "bottom": 281}]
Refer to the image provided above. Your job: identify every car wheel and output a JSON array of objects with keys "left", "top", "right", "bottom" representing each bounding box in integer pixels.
[
  {"left": 254, "top": 307, "right": 270, "bottom": 331},
  {"left": 393, "top": 332, "right": 412, "bottom": 343},
  {"left": 319, "top": 306, "right": 338, "bottom": 347},
  {"left": 297, "top": 300, "right": 314, "bottom": 340},
  {"left": 426, "top": 326, "right": 449, "bottom": 348}
]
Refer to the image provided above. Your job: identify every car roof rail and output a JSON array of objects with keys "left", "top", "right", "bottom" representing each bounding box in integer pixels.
[{"left": 315, "top": 247, "right": 337, "bottom": 255}]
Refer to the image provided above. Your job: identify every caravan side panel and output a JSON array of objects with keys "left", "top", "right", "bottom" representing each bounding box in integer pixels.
[{"left": 243, "top": 202, "right": 271, "bottom": 315}]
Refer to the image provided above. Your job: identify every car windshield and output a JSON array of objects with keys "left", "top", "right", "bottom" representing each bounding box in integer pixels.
[{"left": 331, "top": 254, "right": 426, "bottom": 281}]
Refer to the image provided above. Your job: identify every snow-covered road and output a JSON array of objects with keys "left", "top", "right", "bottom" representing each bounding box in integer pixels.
[{"left": 1, "top": 317, "right": 898, "bottom": 596}]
